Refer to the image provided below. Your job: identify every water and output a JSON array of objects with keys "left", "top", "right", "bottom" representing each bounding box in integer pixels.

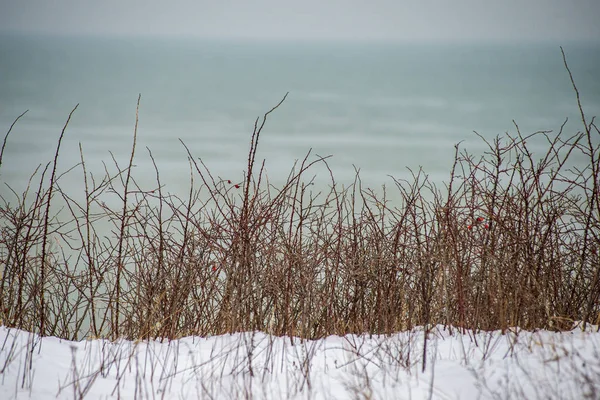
[{"left": 1, "top": 34, "right": 599, "bottom": 201}]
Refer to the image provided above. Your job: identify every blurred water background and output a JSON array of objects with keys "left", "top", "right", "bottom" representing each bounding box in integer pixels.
[{"left": 1, "top": 34, "right": 599, "bottom": 202}]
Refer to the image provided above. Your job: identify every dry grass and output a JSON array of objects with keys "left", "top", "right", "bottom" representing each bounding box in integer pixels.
[{"left": 0, "top": 54, "right": 599, "bottom": 343}]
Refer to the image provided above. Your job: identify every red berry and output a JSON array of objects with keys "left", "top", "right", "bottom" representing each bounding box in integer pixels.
[
  {"left": 484, "top": 224, "right": 489, "bottom": 229},
  {"left": 227, "top": 180, "right": 232, "bottom": 184},
  {"left": 467, "top": 225, "right": 473, "bottom": 230},
  {"left": 477, "top": 217, "right": 484, "bottom": 222},
  {"left": 234, "top": 184, "right": 240, "bottom": 189}
]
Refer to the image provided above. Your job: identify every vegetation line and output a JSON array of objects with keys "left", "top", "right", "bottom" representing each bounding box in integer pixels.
[{"left": 0, "top": 70, "right": 598, "bottom": 342}]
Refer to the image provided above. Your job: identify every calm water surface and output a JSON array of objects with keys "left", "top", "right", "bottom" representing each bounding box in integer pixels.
[{"left": 1, "top": 35, "right": 599, "bottom": 201}]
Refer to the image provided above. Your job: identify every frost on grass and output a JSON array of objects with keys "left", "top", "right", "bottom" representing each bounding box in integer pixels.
[{"left": 1, "top": 325, "right": 599, "bottom": 400}]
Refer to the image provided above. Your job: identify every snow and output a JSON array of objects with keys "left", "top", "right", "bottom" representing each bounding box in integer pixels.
[{"left": 1, "top": 325, "right": 599, "bottom": 399}]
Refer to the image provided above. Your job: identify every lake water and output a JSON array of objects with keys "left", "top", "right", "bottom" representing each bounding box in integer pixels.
[{"left": 1, "top": 35, "right": 599, "bottom": 201}]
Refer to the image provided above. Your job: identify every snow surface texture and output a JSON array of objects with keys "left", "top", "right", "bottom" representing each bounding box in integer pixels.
[{"left": 1, "top": 325, "right": 599, "bottom": 399}]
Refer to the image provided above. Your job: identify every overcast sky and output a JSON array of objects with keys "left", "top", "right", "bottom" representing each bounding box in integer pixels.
[{"left": 1, "top": 0, "right": 599, "bottom": 43}]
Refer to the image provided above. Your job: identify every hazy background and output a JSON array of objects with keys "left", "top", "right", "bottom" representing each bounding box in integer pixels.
[
  {"left": 1, "top": 0, "right": 600, "bottom": 42},
  {"left": 0, "top": 1, "right": 599, "bottom": 202}
]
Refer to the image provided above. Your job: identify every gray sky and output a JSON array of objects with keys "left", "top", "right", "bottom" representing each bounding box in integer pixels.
[{"left": 1, "top": 0, "right": 599, "bottom": 42}]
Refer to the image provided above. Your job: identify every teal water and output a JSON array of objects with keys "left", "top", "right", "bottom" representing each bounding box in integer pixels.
[{"left": 1, "top": 35, "right": 599, "bottom": 199}]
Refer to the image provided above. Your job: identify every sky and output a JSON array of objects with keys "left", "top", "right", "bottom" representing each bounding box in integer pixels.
[{"left": 1, "top": 0, "right": 599, "bottom": 42}]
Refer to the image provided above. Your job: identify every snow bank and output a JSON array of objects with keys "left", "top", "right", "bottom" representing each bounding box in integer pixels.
[{"left": 1, "top": 325, "right": 599, "bottom": 399}]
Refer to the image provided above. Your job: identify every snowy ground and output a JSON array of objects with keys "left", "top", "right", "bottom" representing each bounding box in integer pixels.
[{"left": 1, "top": 325, "right": 599, "bottom": 399}]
